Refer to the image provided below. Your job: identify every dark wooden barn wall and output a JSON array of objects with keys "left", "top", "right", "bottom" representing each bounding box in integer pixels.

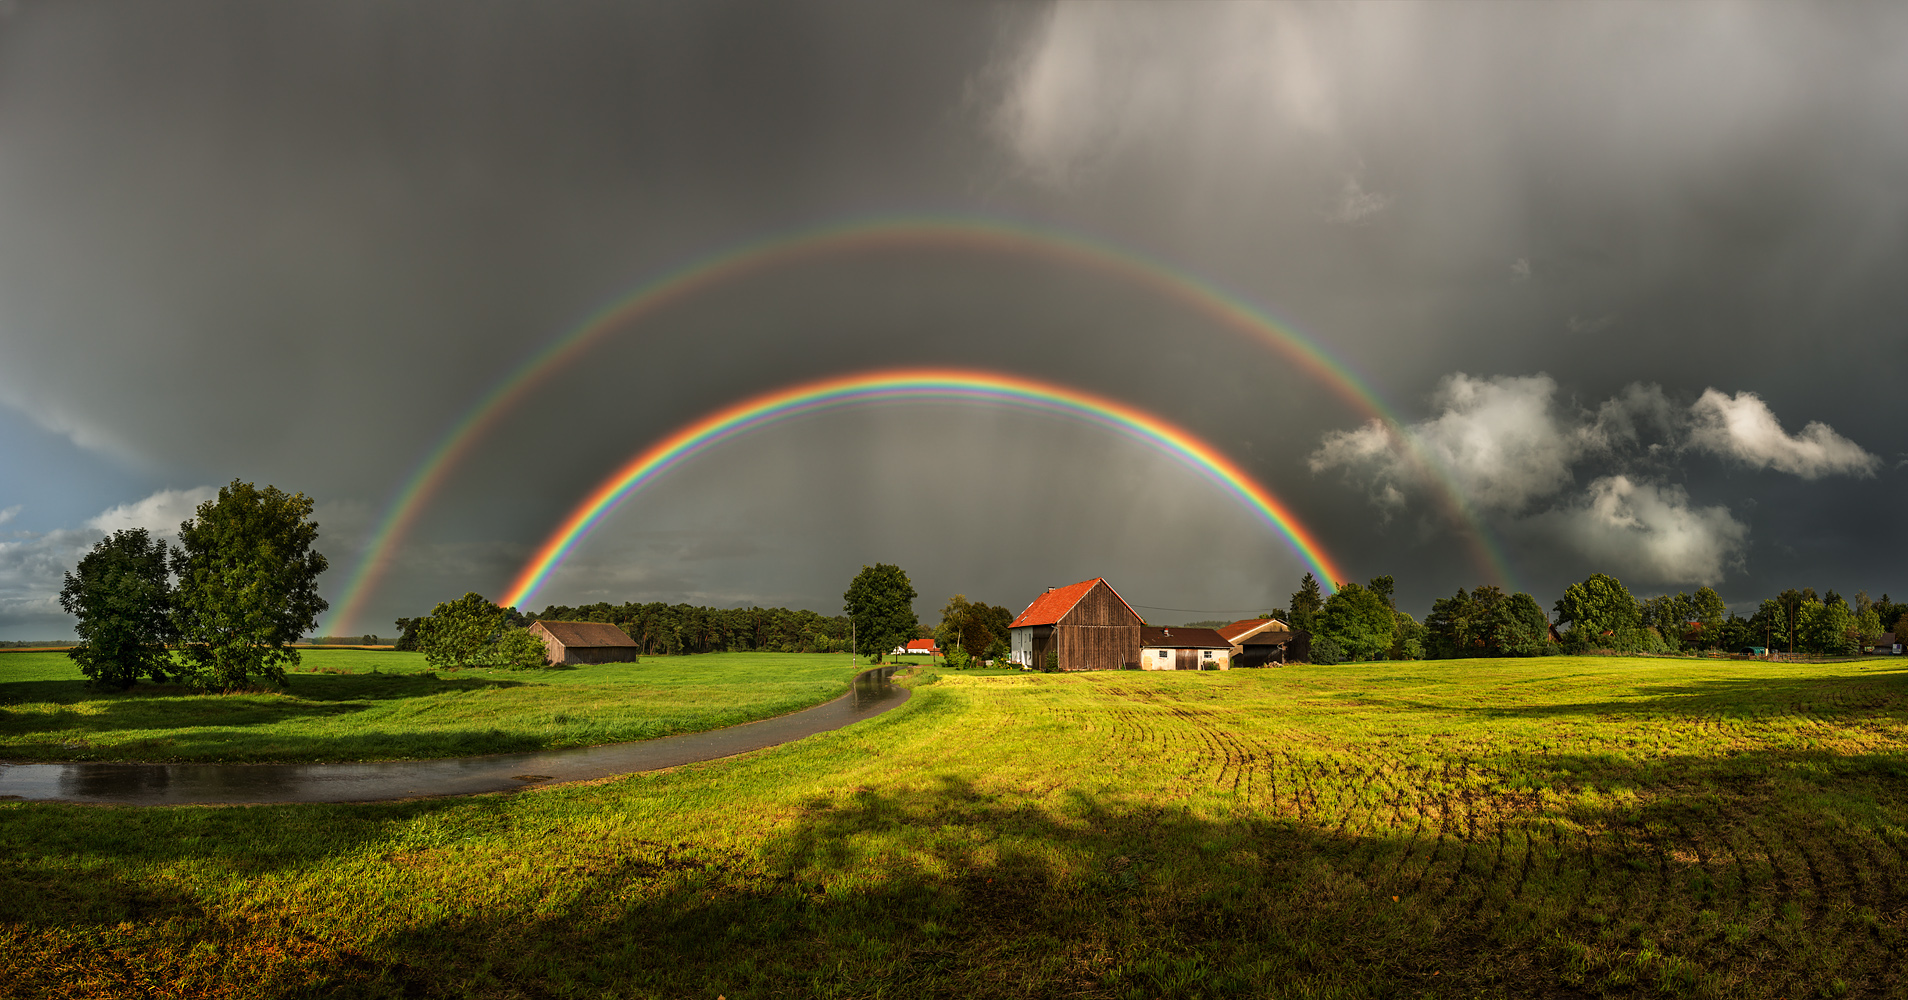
[{"left": 1055, "top": 581, "right": 1143, "bottom": 670}]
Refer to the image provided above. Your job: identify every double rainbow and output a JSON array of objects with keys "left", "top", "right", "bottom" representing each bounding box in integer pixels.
[
  {"left": 499, "top": 368, "right": 1346, "bottom": 610},
  {"left": 326, "top": 215, "right": 1511, "bottom": 634}
]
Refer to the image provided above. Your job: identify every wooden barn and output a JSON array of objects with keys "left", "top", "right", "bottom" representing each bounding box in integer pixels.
[
  {"left": 1008, "top": 578, "right": 1145, "bottom": 671},
  {"left": 1216, "top": 617, "right": 1296, "bottom": 667},
  {"left": 527, "top": 620, "right": 641, "bottom": 666},
  {"left": 1139, "top": 626, "right": 1233, "bottom": 670}
]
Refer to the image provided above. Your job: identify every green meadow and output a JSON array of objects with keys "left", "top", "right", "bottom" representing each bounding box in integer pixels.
[
  {"left": 3, "top": 655, "right": 1906, "bottom": 998},
  {"left": 0, "top": 649, "right": 872, "bottom": 763}
]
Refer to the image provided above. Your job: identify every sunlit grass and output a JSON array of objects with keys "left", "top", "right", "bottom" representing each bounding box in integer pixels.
[
  {"left": 0, "top": 649, "right": 869, "bottom": 762},
  {"left": 3, "top": 655, "right": 1905, "bottom": 998}
]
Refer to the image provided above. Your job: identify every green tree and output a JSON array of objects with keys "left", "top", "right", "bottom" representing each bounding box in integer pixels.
[
  {"left": 1489, "top": 592, "right": 1552, "bottom": 656},
  {"left": 843, "top": 563, "right": 918, "bottom": 664},
  {"left": 1315, "top": 582, "right": 1396, "bottom": 662},
  {"left": 1287, "top": 573, "right": 1325, "bottom": 632},
  {"left": 171, "top": 481, "right": 328, "bottom": 691},
  {"left": 494, "top": 625, "right": 553, "bottom": 669},
  {"left": 58, "top": 528, "right": 179, "bottom": 689},
  {"left": 1389, "top": 611, "right": 1426, "bottom": 660},
  {"left": 1690, "top": 587, "right": 1727, "bottom": 649},
  {"left": 417, "top": 592, "right": 510, "bottom": 669},
  {"left": 1554, "top": 573, "right": 1640, "bottom": 651}
]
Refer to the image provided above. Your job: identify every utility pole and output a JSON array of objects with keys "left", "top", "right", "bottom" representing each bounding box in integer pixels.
[{"left": 850, "top": 616, "right": 856, "bottom": 666}]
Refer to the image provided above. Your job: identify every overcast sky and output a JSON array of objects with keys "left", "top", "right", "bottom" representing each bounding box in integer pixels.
[{"left": 2, "top": 1, "right": 1904, "bottom": 638}]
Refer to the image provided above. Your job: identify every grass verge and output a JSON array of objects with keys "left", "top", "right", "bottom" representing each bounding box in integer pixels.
[{"left": 0, "top": 649, "right": 878, "bottom": 763}]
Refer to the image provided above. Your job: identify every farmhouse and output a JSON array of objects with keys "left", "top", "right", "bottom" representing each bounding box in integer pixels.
[
  {"left": 527, "top": 620, "right": 641, "bottom": 665},
  {"left": 893, "top": 638, "right": 942, "bottom": 658},
  {"left": 1216, "top": 617, "right": 1296, "bottom": 667},
  {"left": 1009, "top": 577, "right": 1145, "bottom": 671},
  {"left": 1139, "top": 626, "right": 1233, "bottom": 670}
]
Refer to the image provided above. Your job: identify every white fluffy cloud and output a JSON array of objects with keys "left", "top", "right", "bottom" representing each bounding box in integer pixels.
[
  {"left": 1687, "top": 389, "right": 1879, "bottom": 479},
  {"left": 1313, "top": 372, "right": 1877, "bottom": 585},
  {"left": 1311, "top": 373, "right": 1587, "bottom": 513},
  {"left": 1536, "top": 476, "right": 1747, "bottom": 586},
  {"left": 86, "top": 486, "right": 217, "bottom": 540}
]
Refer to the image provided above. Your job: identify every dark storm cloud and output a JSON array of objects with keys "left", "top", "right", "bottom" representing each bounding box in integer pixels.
[{"left": 1, "top": 1, "right": 1904, "bottom": 637}]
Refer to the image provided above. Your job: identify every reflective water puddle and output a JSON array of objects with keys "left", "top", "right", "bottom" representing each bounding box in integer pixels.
[{"left": 0, "top": 666, "right": 908, "bottom": 805}]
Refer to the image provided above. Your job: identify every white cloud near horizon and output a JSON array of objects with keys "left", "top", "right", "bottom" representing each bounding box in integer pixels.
[
  {"left": 1687, "top": 389, "right": 1880, "bottom": 479},
  {"left": 1535, "top": 476, "right": 1748, "bottom": 586},
  {"left": 0, "top": 485, "right": 214, "bottom": 636},
  {"left": 1312, "top": 372, "right": 1874, "bottom": 585}
]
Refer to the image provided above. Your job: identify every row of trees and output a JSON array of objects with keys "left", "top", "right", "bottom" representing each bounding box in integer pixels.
[
  {"left": 1269, "top": 569, "right": 1908, "bottom": 663},
  {"left": 931, "top": 595, "right": 1015, "bottom": 667},
  {"left": 58, "top": 481, "right": 329, "bottom": 690}
]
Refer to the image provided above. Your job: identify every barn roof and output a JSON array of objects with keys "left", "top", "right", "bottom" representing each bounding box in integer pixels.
[
  {"left": 1216, "top": 618, "right": 1289, "bottom": 642},
  {"left": 531, "top": 620, "right": 638, "bottom": 648},
  {"left": 1009, "top": 578, "right": 1141, "bottom": 628},
  {"left": 1139, "top": 626, "right": 1232, "bottom": 649},
  {"left": 903, "top": 639, "right": 940, "bottom": 652}
]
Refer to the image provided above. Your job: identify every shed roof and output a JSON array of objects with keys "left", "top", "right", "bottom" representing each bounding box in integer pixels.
[
  {"left": 1139, "top": 626, "right": 1232, "bottom": 649},
  {"left": 530, "top": 620, "right": 638, "bottom": 648},
  {"left": 1009, "top": 578, "right": 1141, "bottom": 628},
  {"left": 1216, "top": 618, "right": 1289, "bottom": 642}
]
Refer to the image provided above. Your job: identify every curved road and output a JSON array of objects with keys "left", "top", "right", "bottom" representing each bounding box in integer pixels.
[{"left": 0, "top": 666, "right": 908, "bottom": 806}]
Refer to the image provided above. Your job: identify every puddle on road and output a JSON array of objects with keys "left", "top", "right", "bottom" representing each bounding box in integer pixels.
[{"left": 0, "top": 666, "right": 908, "bottom": 806}]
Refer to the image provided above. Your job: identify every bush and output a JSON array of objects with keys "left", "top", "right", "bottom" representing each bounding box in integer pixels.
[
  {"left": 1043, "top": 651, "right": 1060, "bottom": 673},
  {"left": 944, "top": 647, "right": 971, "bottom": 670},
  {"left": 1401, "top": 637, "right": 1425, "bottom": 660},
  {"left": 495, "top": 627, "right": 552, "bottom": 669},
  {"left": 1310, "top": 636, "right": 1345, "bottom": 665}
]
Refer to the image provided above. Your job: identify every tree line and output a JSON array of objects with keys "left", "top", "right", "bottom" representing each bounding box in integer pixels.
[
  {"left": 1271, "top": 570, "right": 1908, "bottom": 663},
  {"left": 58, "top": 481, "right": 329, "bottom": 690}
]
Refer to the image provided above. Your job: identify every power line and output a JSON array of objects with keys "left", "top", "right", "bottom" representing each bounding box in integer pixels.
[{"left": 1129, "top": 604, "right": 1277, "bottom": 615}]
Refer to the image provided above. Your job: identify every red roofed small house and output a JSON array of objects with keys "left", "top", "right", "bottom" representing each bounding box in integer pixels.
[
  {"left": 893, "top": 638, "right": 943, "bottom": 658},
  {"left": 527, "top": 620, "right": 641, "bottom": 666},
  {"left": 1008, "top": 577, "right": 1146, "bottom": 671}
]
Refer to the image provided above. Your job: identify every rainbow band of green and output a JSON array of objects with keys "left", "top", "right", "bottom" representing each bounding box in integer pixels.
[
  {"left": 500, "top": 368, "right": 1347, "bottom": 610},
  {"left": 326, "top": 215, "right": 1513, "bottom": 634}
]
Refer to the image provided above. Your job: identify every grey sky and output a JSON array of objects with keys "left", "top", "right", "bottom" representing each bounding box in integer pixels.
[{"left": 2, "top": 1, "right": 1903, "bottom": 638}]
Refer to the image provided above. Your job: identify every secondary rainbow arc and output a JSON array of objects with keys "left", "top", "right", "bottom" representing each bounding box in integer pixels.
[
  {"left": 500, "top": 368, "right": 1347, "bottom": 611},
  {"left": 326, "top": 214, "right": 1512, "bottom": 635}
]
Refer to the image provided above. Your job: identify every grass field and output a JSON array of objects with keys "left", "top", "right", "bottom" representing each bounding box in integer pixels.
[
  {"left": 0, "top": 649, "right": 873, "bottom": 762},
  {"left": 3, "top": 655, "right": 1906, "bottom": 998}
]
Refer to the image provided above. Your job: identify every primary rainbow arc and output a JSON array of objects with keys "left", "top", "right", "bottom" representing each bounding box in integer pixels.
[
  {"left": 500, "top": 368, "right": 1347, "bottom": 611},
  {"left": 326, "top": 214, "right": 1513, "bottom": 634}
]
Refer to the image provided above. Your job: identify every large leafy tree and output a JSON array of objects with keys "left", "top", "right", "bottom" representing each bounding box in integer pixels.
[
  {"left": 843, "top": 563, "right": 918, "bottom": 663},
  {"left": 1689, "top": 587, "right": 1728, "bottom": 649},
  {"left": 1315, "top": 581, "right": 1396, "bottom": 662},
  {"left": 172, "top": 481, "right": 328, "bottom": 691},
  {"left": 1554, "top": 573, "right": 1641, "bottom": 651},
  {"left": 58, "top": 528, "right": 179, "bottom": 689},
  {"left": 933, "top": 594, "right": 1014, "bottom": 662},
  {"left": 417, "top": 592, "right": 511, "bottom": 668}
]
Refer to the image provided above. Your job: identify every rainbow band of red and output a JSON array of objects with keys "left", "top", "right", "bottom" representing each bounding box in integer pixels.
[{"left": 499, "top": 368, "right": 1346, "bottom": 610}]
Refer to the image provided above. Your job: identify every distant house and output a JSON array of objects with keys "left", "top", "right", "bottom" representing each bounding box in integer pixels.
[
  {"left": 1862, "top": 632, "right": 1901, "bottom": 655},
  {"left": 1216, "top": 618, "right": 1295, "bottom": 667},
  {"left": 893, "top": 638, "right": 942, "bottom": 658},
  {"left": 1139, "top": 626, "right": 1233, "bottom": 670},
  {"left": 1009, "top": 578, "right": 1146, "bottom": 671},
  {"left": 527, "top": 620, "right": 641, "bottom": 665}
]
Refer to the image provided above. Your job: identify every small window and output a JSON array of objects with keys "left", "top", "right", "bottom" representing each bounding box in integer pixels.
[
  {"left": 1157, "top": 650, "right": 1169, "bottom": 659},
  {"left": 1202, "top": 649, "right": 1214, "bottom": 658}
]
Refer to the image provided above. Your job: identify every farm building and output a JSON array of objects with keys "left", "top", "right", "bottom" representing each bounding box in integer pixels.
[
  {"left": 1215, "top": 618, "right": 1297, "bottom": 667},
  {"left": 893, "top": 638, "right": 942, "bottom": 658},
  {"left": 1139, "top": 626, "right": 1233, "bottom": 670},
  {"left": 1008, "top": 577, "right": 1145, "bottom": 671},
  {"left": 527, "top": 620, "right": 641, "bottom": 665}
]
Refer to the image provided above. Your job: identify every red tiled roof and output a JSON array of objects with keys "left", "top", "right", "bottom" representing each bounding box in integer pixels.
[
  {"left": 1009, "top": 578, "right": 1142, "bottom": 628},
  {"left": 1216, "top": 618, "right": 1287, "bottom": 642},
  {"left": 530, "top": 620, "right": 637, "bottom": 648},
  {"left": 1140, "top": 626, "right": 1232, "bottom": 649},
  {"left": 904, "top": 639, "right": 940, "bottom": 652}
]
